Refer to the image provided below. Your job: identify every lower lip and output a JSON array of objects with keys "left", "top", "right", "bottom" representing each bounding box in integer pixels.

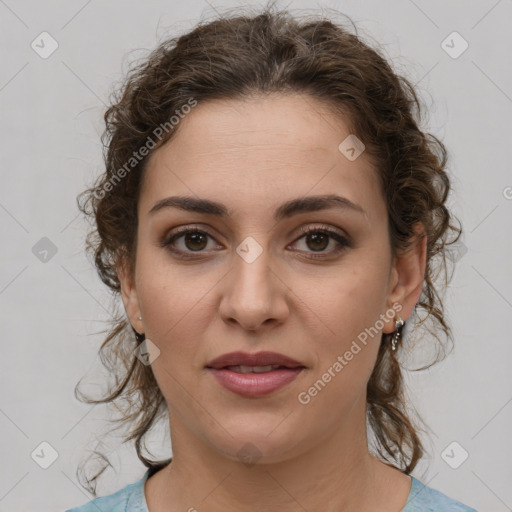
[{"left": 207, "top": 367, "right": 304, "bottom": 397}]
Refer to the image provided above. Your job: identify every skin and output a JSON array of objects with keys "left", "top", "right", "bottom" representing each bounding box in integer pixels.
[{"left": 117, "top": 93, "right": 426, "bottom": 512}]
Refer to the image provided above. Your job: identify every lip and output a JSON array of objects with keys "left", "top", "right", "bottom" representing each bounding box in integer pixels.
[
  {"left": 206, "top": 351, "right": 304, "bottom": 369},
  {"left": 205, "top": 351, "right": 306, "bottom": 398}
]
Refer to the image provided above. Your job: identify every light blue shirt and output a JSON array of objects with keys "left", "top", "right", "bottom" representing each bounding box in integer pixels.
[{"left": 65, "top": 471, "right": 477, "bottom": 511}]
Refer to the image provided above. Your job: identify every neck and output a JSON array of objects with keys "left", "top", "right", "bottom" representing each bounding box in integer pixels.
[{"left": 146, "top": 403, "right": 405, "bottom": 511}]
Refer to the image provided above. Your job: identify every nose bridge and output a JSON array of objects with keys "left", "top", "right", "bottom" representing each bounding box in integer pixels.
[
  {"left": 232, "top": 238, "right": 274, "bottom": 308},
  {"left": 219, "top": 236, "right": 288, "bottom": 330}
]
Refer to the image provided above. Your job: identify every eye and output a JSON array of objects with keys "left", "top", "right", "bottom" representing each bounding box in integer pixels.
[
  {"left": 161, "top": 224, "right": 351, "bottom": 260},
  {"left": 161, "top": 226, "right": 221, "bottom": 258},
  {"left": 290, "top": 225, "right": 351, "bottom": 259}
]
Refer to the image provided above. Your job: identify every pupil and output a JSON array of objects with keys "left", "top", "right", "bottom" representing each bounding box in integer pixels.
[
  {"left": 307, "top": 233, "right": 328, "bottom": 251},
  {"left": 185, "top": 232, "right": 206, "bottom": 251}
]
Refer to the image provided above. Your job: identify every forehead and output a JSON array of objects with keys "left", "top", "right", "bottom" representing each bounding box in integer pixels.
[{"left": 140, "top": 93, "right": 384, "bottom": 222}]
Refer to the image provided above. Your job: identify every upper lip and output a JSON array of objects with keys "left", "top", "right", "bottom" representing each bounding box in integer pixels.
[{"left": 206, "top": 351, "right": 305, "bottom": 369}]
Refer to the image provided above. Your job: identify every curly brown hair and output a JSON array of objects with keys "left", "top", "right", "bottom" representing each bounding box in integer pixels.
[{"left": 75, "top": 2, "right": 461, "bottom": 495}]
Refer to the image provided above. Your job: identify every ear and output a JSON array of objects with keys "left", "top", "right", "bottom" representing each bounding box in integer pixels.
[
  {"left": 383, "top": 222, "right": 427, "bottom": 334},
  {"left": 117, "top": 254, "right": 144, "bottom": 334}
]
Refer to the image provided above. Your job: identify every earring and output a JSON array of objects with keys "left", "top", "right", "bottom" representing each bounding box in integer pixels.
[
  {"left": 391, "top": 316, "right": 405, "bottom": 351},
  {"left": 133, "top": 316, "right": 145, "bottom": 343},
  {"left": 133, "top": 327, "right": 145, "bottom": 343}
]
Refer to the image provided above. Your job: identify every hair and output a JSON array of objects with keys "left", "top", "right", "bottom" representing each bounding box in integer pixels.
[{"left": 75, "top": 2, "right": 461, "bottom": 495}]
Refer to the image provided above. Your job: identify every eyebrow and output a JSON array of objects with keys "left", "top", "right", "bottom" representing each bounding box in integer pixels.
[{"left": 148, "top": 194, "right": 365, "bottom": 221}]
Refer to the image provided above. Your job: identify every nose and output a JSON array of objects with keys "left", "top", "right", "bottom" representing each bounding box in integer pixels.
[{"left": 218, "top": 244, "right": 290, "bottom": 333}]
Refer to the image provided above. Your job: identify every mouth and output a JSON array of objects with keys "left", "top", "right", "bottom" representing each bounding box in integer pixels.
[
  {"left": 206, "top": 350, "right": 305, "bottom": 370},
  {"left": 205, "top": 351, "right": 306, "bottom": 398},
  {"left": 220, "top": 364, "right": 297, "bottom": 373}
]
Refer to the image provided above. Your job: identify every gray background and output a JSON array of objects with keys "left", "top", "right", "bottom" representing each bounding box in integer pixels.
[{"left": 1, "top": 1, "right": 511, "bottom": 510}]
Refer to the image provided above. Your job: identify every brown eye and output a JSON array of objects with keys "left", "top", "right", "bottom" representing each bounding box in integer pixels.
[
  {"left": 162, "top": 228, "right": 220, "bottom": 258},
  {"left": 182, "top": 231, "right": 208, "bottom": 251},
  {"left": 290, "top": 225, "right": 351, "bottom": 260},
  {"left": 305, "top": 232, "right": 329, "bottom": 252}
]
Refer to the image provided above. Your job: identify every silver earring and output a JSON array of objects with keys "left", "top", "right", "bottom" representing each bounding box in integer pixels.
[
  {"left": 138, "top": 316, "right": 142, "bottom": 320},
  {"left": 391, "top": 316, "right": 405, "bottom": 351}
]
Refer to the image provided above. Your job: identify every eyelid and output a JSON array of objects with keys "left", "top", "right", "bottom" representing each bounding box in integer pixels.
[
  {"left": 292, "top": 223, "right": 349, "bottom": 241},
  {"left": 163, "top": 223, "right": 223, "bottom": 243}
]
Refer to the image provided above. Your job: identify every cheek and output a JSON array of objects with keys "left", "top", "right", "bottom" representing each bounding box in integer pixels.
[
  {"left": 304, "top": 266, "right": 389, "bottom": 395},
  {"left": 297, "top": 280, "right": 385, "bottom": 419},
  {"left": 136, "top": 266, "right": 206, "bottom": 409},
  {"left": 135, "top": 248, "right": 222, "bottom": 381},
  {"left": 137, "top": 236, "right": 214, "bottom": 314},
  {"left": 319, "top": 265, "right": 390, "bottom": 344}
]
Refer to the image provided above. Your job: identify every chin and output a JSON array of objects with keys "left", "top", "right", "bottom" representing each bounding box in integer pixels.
[{"left": 203, "top": 413, "right": 308, "bottom": 465}]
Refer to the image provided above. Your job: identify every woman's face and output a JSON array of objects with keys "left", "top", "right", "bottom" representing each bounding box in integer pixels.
[{"left": 119, "top": 93, "right": 422, "bottom": 463}]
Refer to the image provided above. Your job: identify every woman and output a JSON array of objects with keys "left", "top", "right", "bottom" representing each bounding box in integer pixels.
[{"left": 66, "top": 5, "right": 476, "bottom": 511}]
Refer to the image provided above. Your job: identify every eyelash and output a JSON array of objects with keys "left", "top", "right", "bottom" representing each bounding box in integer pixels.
[{"left": 161, "top": 224, "right": 351, "bottom": 261}]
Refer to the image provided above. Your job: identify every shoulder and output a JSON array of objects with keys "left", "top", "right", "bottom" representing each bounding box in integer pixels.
[
  {"left": 403, "top": 476, "right": 478, "bottom": 511},
  {"left": 64, "top": 472, "right": 149, "bottom": 512}
]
